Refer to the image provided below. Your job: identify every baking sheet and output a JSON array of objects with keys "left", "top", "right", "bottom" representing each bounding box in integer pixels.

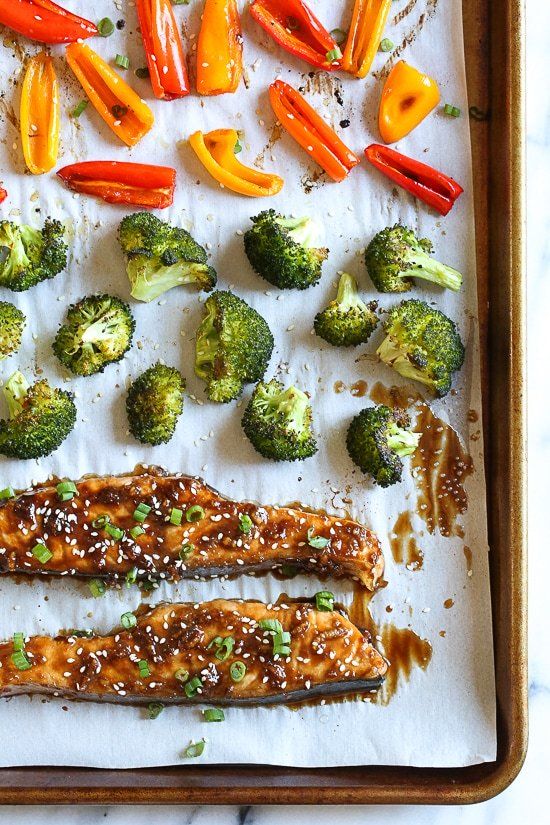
[{"left": 0, "top": 0, "right": 496, "bottom": 768}]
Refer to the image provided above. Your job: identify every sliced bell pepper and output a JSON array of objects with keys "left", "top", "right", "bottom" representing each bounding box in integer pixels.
[
  {"left": 65, "top": 43, "right": 154, "bottom": 147},
  {"left": 189, "top": 129, "right": 284, "bottom": 197},
  {"left": 196, "top": 0, "right": 243, "bottom": 96},
  {"left": 365, "top": 144, "right": 463, "bottom": 216},
  {"left": 0, "top": 0, "right": 97, "bottom": 44},
  {"left": 135, "top": 0, "right": 190, "bottom": 100},
  {"left": 0, "top": 188, "right": 7, "bottom": 205},
  {"left": 342, "top": 0, "right": 392, "bottom": 78},
  {"left": 269, "top": 80, "right": 360, "bottom": 183},
  {"left": 20, "top": 53, "right": 60, "bottom": 176},
  {"left": 379, "top": 60, "right": 440, "bottom": 143},
  {"left": 249, "top": 0, "right": 341, "bottom": 71},
  {"left": 57, "top": 161, "right": 176, "bottom": 209}
]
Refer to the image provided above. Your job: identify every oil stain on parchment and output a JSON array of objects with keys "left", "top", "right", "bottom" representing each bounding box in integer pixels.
[{"left": 375, "top": 0, "right": 439, "bottom": 81}]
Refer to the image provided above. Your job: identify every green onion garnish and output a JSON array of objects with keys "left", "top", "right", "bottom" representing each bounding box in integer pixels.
[
  {"left": 121, "top": 612, "right": 137, "bottom": 629},
  {"left": 130, "top": 525, "right": 145, "bottom": 539},
  {"left": 238, "top": 513, "right": 253, "bottom": 534},
  {"left": 135, "top": 67, "right": 150, "bottom": 79},
  {"left": 330, "top": 28, "right": 347, "bottom": 45},
  {"left": 97, "top": 17, "right": 115, "bottom": 37},
  {"left": 89, "top": 578, "right": 106, "bottom": 598},
  {"left": 92, "top": 515, "right": 110, "bottom": 529},
  {"left": 67, "top": 629, "right": 94, "bottom": 638},
  {"left": 169, "top": 507, "right": 183, "bottom": 526},
  {"left": 184, "top": 676, "right": 203, "bottom": 698},
  {"left": 258, "top": 619, "right": 283, "bottom": 634},
  {"left": 183, "top": 739, "right": 205, "bottom": 758},
  {"left": 174, "top": 668, "right": 189, "bottom": 683},
  {"left": 147, "top": 702, "right": 164, "bottom": 719},
  {"left": 56, "top": 481, "right": 77, "bottom": 501},
  {"left": 105, "top": 523, "right": 125, "bottom": 541},
  {"left": 273, "top": 630, "right": 291, "bottom": 657},
  {"left": 31, "top": 543, "right": 52, "bottom": 564},
  {"left": 71, "top": 99, "right": 88, "bottom": 118},
  {"left": 115, "top": 54, "right": 130, "bottom": 70},
  {"left": 138, "top": 659, "right": 151, "bottom": 678},
  {"left": 0, "top": 486, "right": 15, "bottom": 500},
  {"left": 207, "top": 635, "right": 234, "bottom": 661},
  {"left": 203, "top": 708, "right": 225, "bottom": 722},
  {"left": 186, "top": 505, "right": 205, "bottom": 523},
  {"left": 379, "top": 38, "right": 394, "bottom": 52},
  {"left": 315, "top": 590, "right": 335, "bottom": 612},
  {"left": 307, "top": 527, "right": 329, "bottom": 549},
  {"left": 11, "top": 650, "right": 31, "bottom": 671},
  {"left": 179, "top": 543, "right": 195, "bottom": 561},
  {"left": 13, "top": 632, "right": 24, "bottom": 652},
  {"left": 133, "top": 503, "right": 151, "bottom": 523},
  {"left": 126, "top": 566, "right": 138, "bottom": 586},
  {"left": 326, "top": 47, "right": 342, "bottom": 62},
  {"left": 443, "top": 103, "right": 461, "bottom": 118},
  {"left": 229, "top": 661, "right": 246, "bottom": 682},
  {"left": 234, "top": 139, "right": 242, "bottom": 154}
]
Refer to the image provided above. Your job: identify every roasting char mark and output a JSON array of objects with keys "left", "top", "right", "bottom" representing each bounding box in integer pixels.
[
  {"left": 0, "top": 473, "right": 384, "bottom": 590},
  {"left": 0, "top": 599, "right": 388, "bottom": 704}
]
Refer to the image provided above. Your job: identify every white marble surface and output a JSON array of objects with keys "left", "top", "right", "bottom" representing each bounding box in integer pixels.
[{"left": 0, "top": 0, "right": 545, "bottom": 820}]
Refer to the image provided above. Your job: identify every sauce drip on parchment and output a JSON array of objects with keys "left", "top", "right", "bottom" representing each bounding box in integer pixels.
[{"left": 389, "top": 512, "right": 424, "bottom": 571}]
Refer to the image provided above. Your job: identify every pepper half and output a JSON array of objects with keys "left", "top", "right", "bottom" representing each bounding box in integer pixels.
[
  {"left": 365, "top": 144, "right": 463, "bottom": 216},
  {"left": 269, "top": 80, "right": 360, "bottom": 183},
  {"left": 342, "top": 0, "right": 392, "bottom": 78},
  {"left": 378, "top": 60, "right": 440, "bottom": 143},
  {"left": 57, "top": 161, "right": 177, "bottom": 209},
  {"left": 196, "top": 0, "right": 243, "bottom": 96},
  {"left": 65, "top": 43, "right": 155, "bottom": 147},
  {"left": 249, "top": 0, "right": 341, "bottom": 71},
  {"left": 20, "top": 52, "right": 60, "bottom": 175},
  {"left": 0, "top": 0, "right": 97, "bottom": 44},
  {"left": 135, "top": 0, "right": 190, "bottom": 100},
  {"left": 189, "top": 129, "right": 284, "bottom": 197},
  {"left": 0, "top": 188, "right": 7, "bottom": 205}
]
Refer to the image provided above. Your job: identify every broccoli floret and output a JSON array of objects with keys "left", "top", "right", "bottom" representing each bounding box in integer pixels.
[
  {"left": 0, "top": 219, "right": 67, "bottom": 292},
  {"left": 242, "top": 378, "right": 317, "bottom": 462},
  {"left": 365, "top": 224, "right": 462, "bottom": 293},
  {"left": 52, "top": 294, "right": 135, "bottom": 377},
  {"left": 0, "top": 371, "right": 76, "bottom": 459},
  {"left": 314, "top": 272, "right": 378, "bottom": 346},
  {"left": 243, "top": 209, "right": 328, "bottom": 290},
  {"left": 0, "top": 301, "right": 25, "bottom": 359},
  {"left": 377, "top": 299, "right": 465, "bottom": 397},
  {"left": 346, "top": 405, "right": 420, "bottom": 487},
  {"left": 126, "top": 363, "right": 185, "bottom": 445},
  {"left": 118, "top": 212, "right": 217, "bottom": 302},
  {"left": 195, "top": 291, "right": 274, "bottom": 403}
]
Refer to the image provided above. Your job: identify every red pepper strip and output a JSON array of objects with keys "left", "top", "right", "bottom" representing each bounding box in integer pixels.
[
  {"left": 57, "top": 162, "right": 176, "bottom": 209},
  {"left": 269, "top": 80, "right": 360, "bottom": 182},
  {"left": 135, "top": 0, "right": 190, "bottom": 100},
  {"left": 0, "top": 188, "right": 7, "bottom": 204},
  {"left": 0, "top": 0, "right": 97, "bottom": 44},
  {"left": 365, "top": 144, "right": 463, "bottom": 216},
  {"left": 249, "top": 0, "right": 341, "bottom": 71}
]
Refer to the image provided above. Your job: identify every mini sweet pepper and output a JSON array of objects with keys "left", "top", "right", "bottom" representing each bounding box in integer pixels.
[
  {"left": 379, "top": 60, "right": 440, "bottom": 143},
  {"left": 342, "top": 0, "right": 392, "bottom": 78},
  {"left": 20, "top": 52, "right": 60, "bottom": 175},
  {"left": 196, "top": 0, "right": 243, "bottom": 96}
]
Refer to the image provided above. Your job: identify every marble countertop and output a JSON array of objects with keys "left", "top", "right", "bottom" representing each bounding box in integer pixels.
[{"left": 0, "top": 0, "right": 544, "bottom": 821}]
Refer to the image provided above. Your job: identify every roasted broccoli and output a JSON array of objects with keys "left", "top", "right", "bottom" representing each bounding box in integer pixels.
[
  {"left": 126, "top": 363, "right": 185, "bottom": 445},
  {"left": 377, "top": 299, "right": 465, "bottom": 397},
  {"left": 243, "top": 209, "right": 328, "bottom": 290},
  {"left": 118, "top": 212, "right": 217, "bottom": 302},
  {"left": 365, "top": 224, "right": 462, "bottom": 293},
  {"left": 0, "top": 371, "right": 76, "bottom": 459},
  {"left": 242, "top": 379, "right": 317, "bottom": 462},
  {"left": 52, "top": 294, "right": 135, "bottom": 377},
  {"left": 314, "top": 272, "right": 378, "bottom": 346},
  {"left": 195, "top": 291, "right": 273, "bottom": 403},
  {"left": 0, "top": 218, "right": 67, "bottom": 292},
  {"left": 0, "top": 301, "right": 25, "bottom": 359},
  {"left": 346, "top": 405, "right": 420, "bottom": 487}
]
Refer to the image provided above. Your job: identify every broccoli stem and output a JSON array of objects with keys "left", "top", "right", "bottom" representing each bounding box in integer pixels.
[
  {"left": 335, "top": 272, "right": 369, "bottom": 312},
  {"left": 387, "top": 421, "right": 420, "bottom": 457},
  {"left": 195, "top": 305, "right": 219, "bottom": 379},
  {"left": 262, "top": 385, "right": 310, "bottom": 433},
  {"left": 3, "top": 371, "right": 29, "bottom": 418},
  {"left": 401, "top": 248, "right": 462, "bottom": 291},
  {"left": 276, "top": 216, "right": 319, "bottom": 249},
  {"left": 377, "top": 335, "right": 434, "bottom": 389}
]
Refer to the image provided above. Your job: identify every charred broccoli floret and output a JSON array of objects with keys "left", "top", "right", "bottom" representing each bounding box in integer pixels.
[
  {"left": 365, "top": 224, "right": 462, "bottom": 293},
  {"left": 52, "top": 294, "right": 135, "bottom": 377},
  {"left": 377, "top": 299, "right": 465, "bottom": 397},
  {"left": 243, "top": 209, "right": 328, "bottom": 290},
  {"left": 314, "top": 272, "right": 378, "bottom": 346},
  {"left": 126, "top": 363, "right": 185, "bottom": 446},
  {"left": 242, "top": 379, "right": 317, "bottom": 462},
  {"left": 118, "top": 212, "right": 217, "bottom": 302},
  {"left": 0, "top": 218, "right": 67, "bottom": 292},
  {"left": 0, "top": 371, "right": 76, "bottom": 459},
  {"left": 346, "top": 405, "right": 420, "bottom": 487},
  {"left": 195, "top": 291, "right": 273, "bottom": 403},
  {"left": 0, "top": 301, "right": 25, "bottom": 359}
]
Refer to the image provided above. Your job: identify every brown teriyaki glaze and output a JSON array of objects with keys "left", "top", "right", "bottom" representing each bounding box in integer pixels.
[
  {"left": 350, "top": 380, "right": 368, "bottom": 398},
  {"left": 389, "top": 512, "right": 424, "bottom": 571}
]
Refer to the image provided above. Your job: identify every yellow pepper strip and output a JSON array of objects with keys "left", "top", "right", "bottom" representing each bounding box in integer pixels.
[
  {"left": 378, "top": 60, "right": 440, "bottom": 143},
  {"left": 342, "top": 0, "right": 392, "bottom": 79},
  {"left": 65, "top": 42, "right": 154, "bottom": 147},
  {"left": 196, "top": 0, "right": 243, "bottom": 96},
  {"left": 20, "top": 53, "right": 60, "bottom": 175},
  {"left": 189, "top": 129, "right": 284, "bottom": 197}
]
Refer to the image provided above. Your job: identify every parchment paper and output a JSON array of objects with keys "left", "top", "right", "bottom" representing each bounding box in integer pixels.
[{"left": 0, "top": 0, "right": 496, "bottom": 767}]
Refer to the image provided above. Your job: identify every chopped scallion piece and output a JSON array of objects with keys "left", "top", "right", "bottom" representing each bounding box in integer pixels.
[
  {"left": 31, "top": 543, "right": 52, "bottom": 564},
  {"left": 71, "top": 99, "right": 88, "bottom": 118},
  {"left": 202, "top": 708, "right": 225, "bottom": 722},
  {"left": 186, "top": 505, "right": 205, "bottom": 523},
  {"left": 115, "top": 54, "right": 130, "bottom": 69},
  {"left": 126, "top": 566, "right": 138, "bottom": 586},
  {"left": 133, "top": 503, "right": 151, "bottom": 523},
  {"left": 443, "top": 103, "right": 461, "bottom": 117},
  {"left": 67, "top": 629, "right": 94, "bottom": 638},
  {"left": 92, "top": 514, "right": 110, "bottom": 529},
  {"left": 169, "top": 507, "right": 183, "bottom": 526},
  {"left": 379, "top": 38, "right": 394, "bottom": 52},
  {"left": 207, "top": 635, "right": 234, "bottom": 661},
  {"left": 174, "top": 668, "right": 189, "bottom": 683},
  {"left": 229, "top": 661, "right": 246, "bottom": 682},
  {"left": 258, "top": 619, "right": 283, "bottom": 634},
  {"left": 0, "top": 486, "right": 15, "bottom": 500},
  {"left": 147, "top": 702, "right": 164, "bottom": 719},
  {"left": 315, "top": 590, "right": 335, "bottom": 612},
  {"left": 234, "top": 139, "right": 242, "bottom": 154},
  {"left": 330, "top": 28, "right": 347, "bottom": 45},
  {"left": 89, "top": 578, "right": 106, "bottom": 598},
  {"left": 326, "top": 47, "right": 342, "bottom": 62},
  {"left": 135, "top": 67, "right": 150, "bottom": 79},
  {"left": 179, "top": 543, "right": 195, "bottom": 561},
  {"left": 105, "top": 523, "right": 125, "bottom": 541},
  {"left": 56, "top": 481, "right": 77, "bottom": 501},
  {"left": 138, "top": 659, "right": 151, "bottom": 678},
  {"left": 184, "top": 676, "right": 202, "bottom": 697},
  {"left": 130, "top": 525, "right": 145, "bottom": 539},
  {"left": 238, "top": 513, "right": 253, "bottom": 534},
  {"left": 13, "top": 632, "right": 25, "bottom": 652},
  {"left": 183, "top": 739, "right": 205, "bottom": 758},
  {"left": 97, "top": 17, "right": 115, "bottom": 37},
  {"left": 307, "top": 527, "right": 329, "bottom": 549},
  {"left": 121, "top": 612, "right": 137, "bottom": 629},
  {"left": 11, "top": 650, "right": 31, "bottom": 671}
]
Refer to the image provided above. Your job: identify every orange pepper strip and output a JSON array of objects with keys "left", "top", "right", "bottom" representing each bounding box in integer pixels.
[
  {"left": 65, "top": 43, "right": 154, "bottom": 147},
  {"left": 196, "top": 0, "right": 243, "bottom": 96},
  {"left": 269, "top": 80, "right": 360, "bottom": 183},
  {"left": 20, "top": 52, "right": 59, "bottom": 175},
  {"left": 379, "top": 60, "right": 440, "bottom": 143},
  {"left": 135, "top": 0, "right": 190, "bottom": 100},
  {"left": 189, "top": 129, "right": 284, "bottom": 197},
  {"left": 342, "top": 0, "right": 392, "bottom": 78}
]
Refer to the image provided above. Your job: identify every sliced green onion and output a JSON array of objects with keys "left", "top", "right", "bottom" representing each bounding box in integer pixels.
[
  {"left": 13, "top": 632, "right": 25, "bottom": 652},
  {"left": 133, "top": 503, "right": 151, "bottom": 523},
  {"left": 115, "top": 54, "right": 130, "bottom": 70},
  {"left": 31, "top": 543, "right": 52, "bottom": 564},
  {"left": 186, "top": 505, "right": 205, "bottom": 522},
  {"left": 443, "top": 103, "right": 461, "bottom": 118},
  {"left": 135, "top": 67, "right": 150, "bottom": 79},
  {"left": 179, "top": 543, "right": 195, "bottom": 561},
  {"left": 89, "top": 578, "right": 106, "bottom": 598},
  {"left": 0, "top": 486, "right": 15, "bottom": 500},
  {"left": 379, "top": 38, "right": 394, "bottom": 52},
  {"left": 207, "top": 635, "right": 234, "bottom": 661},
  {"left": 92, "top": 514, "right": 110, "bottom": 529},
  {"left": 126, "top": 566, "right": 138, "bottom": 586},
  {"left": 315, "top": 590, "right": 335, "bottom": 612},
  {"left": 273, "top": 641, "right": 291, "bottom": 657},
  {"left": 238, "top": 513, "right": 253, "bottom": 534},
  {"left": 184, "top": 676, "right": 203, "bottom": 697},
  {"left": 169, "top": 507, "right": 183, "bottom": 526},
  {"left": 97, "top": 17, "right": 115, "bottom": 37},
  {"left": 234, "top": 139, "right": 242, "bottom": 154},
  {"left": 56, "top": 481, "right": 77, "bottom": 501},
  {"left": 130, "top": 525, "right": 145, "bottom": 539},
  {"left": 184, "top": 739, "right": 205, "bottom": 758},
  {"left": 203, "top": 708, "right": 225, "bottom": 722},
  {"left": 172, "top": 0, "right": 191, "bottom": 4},
  {"left": 121, "top": 612, "right": 137, "bottom": 629},
  {"left": 330, "top": 28, "right": 347, "bottom": 45},
  {"left": 147, "top": 702, "right": 164, "bottom": 719},
  {"left": 326, "top": 47, "right": 342, "bottom": 62},
  {"left": 259, "top": 619, "right": 291, "bottom": 656},
  {"left": 11, "top": 650, "right": 31, "bottom": 671},
  {"left": 174, "top": 668, "right": 189, "bottom": 683},
  {"left": 138, "top": 659, "right": 150, "bottom": 678},
  {"left": 67, "top": 629, "right": 94, "bottom": 638},
  {"left": 230, "top": 661, "right": 246, "bottom": 682},
  {"left": 105, "top": 523, "right": 125, "bottom": 541},
  {"left": 258, "top": 619, "right": 283, "bottom": 634},
  {"left": 307, "top": 527, "right": 329, "bottom": 549},
  {"left": 71, "top": 99, "right": 88, "bottom": 118}
]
